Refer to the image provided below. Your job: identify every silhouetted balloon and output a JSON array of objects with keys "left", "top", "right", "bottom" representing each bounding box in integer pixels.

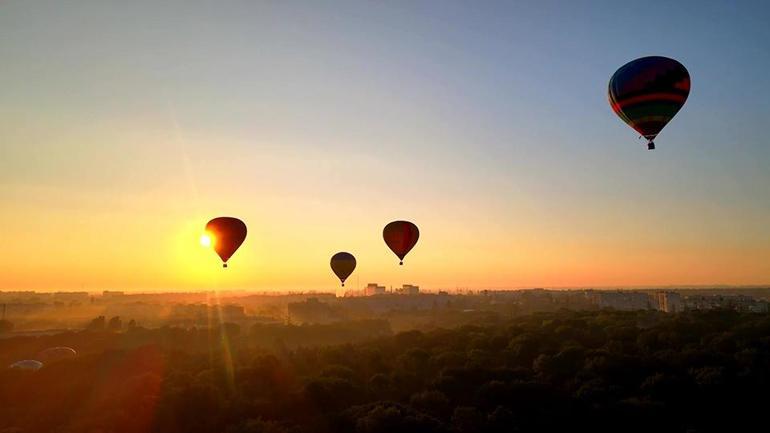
[
  {"left": 608, "top": 56, "right": 690, "bottom": 150},
  {"left": 383, "top": 221, "right": 419, "bottom": 265},
  {"left": 205, "top": 217, "right": 247, "bottom": 268},
  {"left": 37, "top": 346, "right": 77, "bottom": 363},
  {"left": 9, "top": 360, "right": 43, "bottom": 371},
  {"left": 330, "top": 252, "right": 356, "bottom": 287}
]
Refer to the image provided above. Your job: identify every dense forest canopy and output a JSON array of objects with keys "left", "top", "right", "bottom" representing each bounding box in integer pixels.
[{"left": 1, "top": 310, "right": 769, "bottom": 433}]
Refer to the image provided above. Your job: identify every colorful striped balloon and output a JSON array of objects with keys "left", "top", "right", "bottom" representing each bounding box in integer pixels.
[{"left": 608, "top": 56, "right": 690, "bottom": 150}]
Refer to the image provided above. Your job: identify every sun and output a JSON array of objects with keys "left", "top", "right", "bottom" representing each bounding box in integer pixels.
[{"left": 199, "top": 233, "right": 212, "bottom": 248}]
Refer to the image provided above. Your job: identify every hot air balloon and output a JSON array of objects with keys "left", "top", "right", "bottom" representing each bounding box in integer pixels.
[
  {"left": 9, "top": 360, "right": 43, "bottom": 371},
  {"left": 205, "top": 217, "right": 247, "bottom": 268},
  {"left": 37, "top": 346, "right": 77, "bottom": 363},
  {"left": 383, "top": 220, "right": 419, "bottom": 265},
  {"left": 330, "top": 252, "right": 356, "bottom": 287},
  {"left": 608, "top": 56, "right": 690, "bottom": 150}
]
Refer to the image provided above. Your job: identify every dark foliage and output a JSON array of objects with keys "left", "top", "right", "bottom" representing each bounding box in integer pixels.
[{"left": 1, "top": 310, "right": 769, "bottom": 432}]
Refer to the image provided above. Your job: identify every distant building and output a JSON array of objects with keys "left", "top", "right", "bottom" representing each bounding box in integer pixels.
[
  {"left": 365, "top": 284, "right": 386, "bottom": 296},
  {"left": 287, "top": 297, "right": 337, "bottom": 324},
  {"left": 400, "top": 284, "right": 420, "bottom": 295},
  {"left": 167, "top": 303, "right": 247, "bottom": 326},
  {"left": 586, "top": 290, "right": 654, "bottom": 311},
  {"left": 53, "top": 292, "right": 89, "bottom": 304},
  {"left": 521, "top": 289, "right": 555, "bottom": 310},
  {"left": 221, "top": 304, "right": 246, "bottom": 321},
  {"left": 684, "top": 294, "right": 768, "bottom": 313},
  {"left": 656, "top": 291, "right": 683, "bottom": 313}
]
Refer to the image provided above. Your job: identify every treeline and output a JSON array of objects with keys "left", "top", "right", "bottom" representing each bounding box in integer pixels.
[{"left": 1, "top": 310, "right": 769, "bottom": 433}]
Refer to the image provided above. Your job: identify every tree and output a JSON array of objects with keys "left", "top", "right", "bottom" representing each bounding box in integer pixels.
[
  {"left": 221, "top": 322, "right": 241, "bottom": 337},
  {"left": 410, "top": 390, "right": 450, "bottom": 418},
  {"left": 451, "top": 406, "right": 485, "bottom": 433},
  {"left": 349, "top": 402, "right": 446, "bottom": 433},
  {"left": 87, "top": 315, "right": 106, "bottom": 330},
  {"left": 487, "top": 406, "right": 517, "bottom": 433},
  {"left": 225, "top": 418, "right": 288, "bottom": 433},
  {"left": 0, "top": 319, "right": 13, "bottom": 333},
  {"left": 108, "top": 316, "right": 122, "bottom": 330}
]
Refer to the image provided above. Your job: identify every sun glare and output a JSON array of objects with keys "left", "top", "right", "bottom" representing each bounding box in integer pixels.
[{"left": 200, "top": 234, "right": 212, "bottom": 248}]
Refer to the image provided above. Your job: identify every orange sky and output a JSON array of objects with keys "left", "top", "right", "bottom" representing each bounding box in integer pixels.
[{"left": 2, "top": 168, "right": 768, "bottom": 292}]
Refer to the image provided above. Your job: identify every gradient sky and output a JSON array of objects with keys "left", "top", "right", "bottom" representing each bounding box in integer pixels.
[{"left": 1, "top": 0, "right": 769, "bottom": 292}]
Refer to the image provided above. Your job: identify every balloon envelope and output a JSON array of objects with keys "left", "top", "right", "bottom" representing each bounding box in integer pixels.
[
  {"left": 383, "top": 221, "right": 419, "bottom": 265},
  {"left": 205, "top": 217, "right": 247, "bottom": 268},
  {"left": 330, "top": 252, "right": 356, "bottom": 286},
  {"left": 9, "top": 360, "right": 43, "bottom": 371},
  {"left": 37, "top": 346, "right": 77, "bottom": 363},
  {"left": 608, "top": 56, "right": 690, "bottom": 149}
]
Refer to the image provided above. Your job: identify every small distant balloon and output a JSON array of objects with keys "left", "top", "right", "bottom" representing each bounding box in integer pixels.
[
  {"left": 9, "top": 360, "right": 43, "bottom": 371},
  {"left": 37, "top": 346, "right": 77, "bottom": 363},
  {"left": 205, "top": 217, "right": 247, "bottom": 268},
  {"left": 330, "top": 252, "right": 356, "bottom": 287},
  {"left": 383, "top": 220, "right": 419, "bottom": 265},
  {"left": 608, "top": 56, "right": 690, "bottom": 150}
]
